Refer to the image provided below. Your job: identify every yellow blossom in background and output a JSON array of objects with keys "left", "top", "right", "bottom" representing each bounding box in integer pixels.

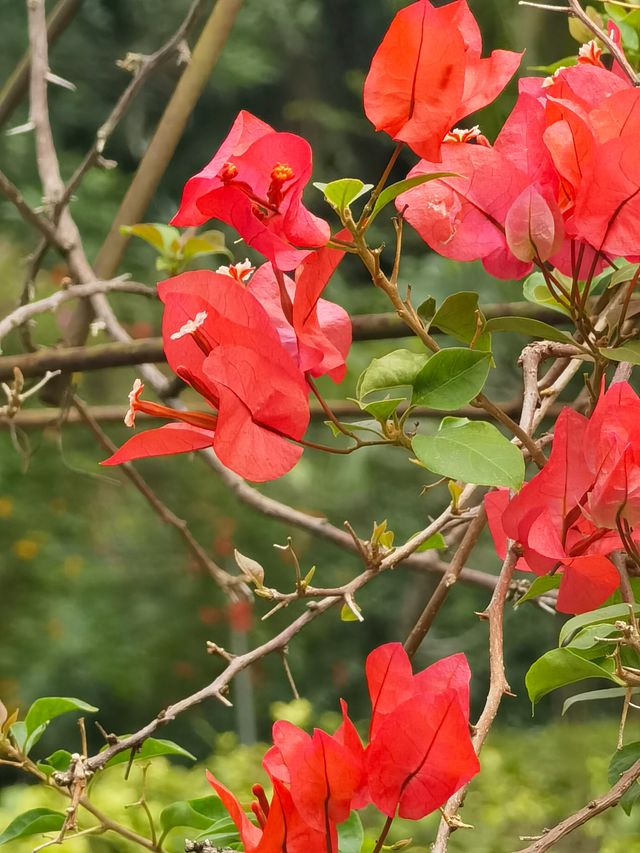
[
  {"left": 0, "top": 497, "right": 12, "bottom": 518},
  {"left": 13, "top": 539, "right": 39, "bottom": 561}
]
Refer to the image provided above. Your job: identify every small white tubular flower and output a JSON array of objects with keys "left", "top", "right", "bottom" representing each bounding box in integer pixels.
[
  {"left": 125, "top": 378, "right": 144, "bottom": 428},
  {"left": 578, "top": 40, "right": 602, "bottom": 65},
  {"left": 216, "top": 259, "right": 256, "bottom": 282},
  {"left": 170, "top": 311, "right": 208, "bottom": 341}
]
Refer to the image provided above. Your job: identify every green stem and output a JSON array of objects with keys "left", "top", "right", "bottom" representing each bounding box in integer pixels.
[{"left": 358, "top": 142, "right": 403, "bottom": 229}]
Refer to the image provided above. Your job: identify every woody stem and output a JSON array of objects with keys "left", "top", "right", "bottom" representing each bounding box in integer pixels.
[{"left": 372, "top": 815, "right": 395, "bottom": 853}]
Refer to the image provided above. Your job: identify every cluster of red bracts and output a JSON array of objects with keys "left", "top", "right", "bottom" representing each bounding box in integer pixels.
[
  {"left": 390, "top": 10, "right": 640, "bottom": 280},
  {"left": 486, "top": 381, "right": 640, "bottom": 615},
  {"left": 206, "top": 644, "right": 479, "bottom": 852}
]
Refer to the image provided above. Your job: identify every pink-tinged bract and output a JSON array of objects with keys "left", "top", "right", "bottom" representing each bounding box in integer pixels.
[{"left": 171, "top": 113, "right": 329, "bottom": 270}]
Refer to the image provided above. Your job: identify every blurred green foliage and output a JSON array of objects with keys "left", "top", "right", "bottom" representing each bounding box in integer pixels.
[
  {"left": 0, "top": 0, "right": 628, "bottom": 846},
  {"left": 1, "top": 719, "right": 640, "bottom": 851}
]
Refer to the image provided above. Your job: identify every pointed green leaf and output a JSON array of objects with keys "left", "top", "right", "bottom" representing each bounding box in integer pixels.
[
  {"left": 369, "top": 173, "right": 455, "bottom": 223},
  {"left": 431, "top": 292, "right": 487, "bottom": 347},
  {"left": 417, "top": 297, "right": 437, "bottom": 325},
  {"left": 600, "top": 342, "right": 640, "bottom": 365},
  {"left": 559, "top": 603, "right": 640, "bottom": 647},
  {"left": 0, "top": 809, "right": 65, "bottom": 845},
  {"left": 356, "top": 349, "right": 429, "bottom": 400},
  {"left": 338, "top": 812, "right": 364, "bottom": 853},
  {"left": 23, "top": 697, "right": 98, "bottom": 754},
  {"left": 515, "top": 574, "right": 562, "bottom": 606},
  {"left": 565, "top": 622, "right": 621, "bottom": 652},
  {"left": 609, "top": 741, "right": 640, "bottom": 815},
  {"left": 412, "top": 349, "right": 491, "bottom": 410},
  {"left": 523, "top": 272, "right": 572, "bottom": 316},
  {"left": 528, "top": 56, "right": 579, "bottom": 73},
  {"left": 182, "top": 229, "right": 230, "bottom": 260},
  {"left": 120, "top": 223, "right": 180, "bottom": 255},
  {"left": 415, "top": 532, "right": 446, "bottom": 551},
  {"left": 38, "top": 749, "right": 73, "bottom": 776},
  {"left": 359, "top": 397, "right": 405, "bottom": 421},
  {"left": 608, "top": 262, "right": 640, "bottom": 289},
  {"left": 484, "top": 316, "right": 574, "bottom": 344},
  {"left": 161, "top": 796, "right": 228, "bottom": 833},
  {"left": 525, "top": 648, "right": 621, "bottom": 707},
  {"left": 412, "top": 418, "right": 524, "bottom": 488},
  {"left": 314, "top": 179, "right": 373, "bottom": 213},
  {"left": 563, "top": 687, "right": 635, "bottom": 716},
  {"left": 103, "top": 737, "right": 196, "bottom": 767}
]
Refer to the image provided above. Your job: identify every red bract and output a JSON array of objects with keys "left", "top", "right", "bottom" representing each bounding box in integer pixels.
[
  {"left": 101, "top": 271, "right": 310, "bottom": 482},
  {"left": 584, "top": 381, "right": 640, "bottom": 529},
  {"left": 364, "top": 643, "right": 478, "bottom": 819},
  {"left": 364, "top": 0, "right": 521, "bottom": 161},
  {"left": 171, "top": 111, "right": 330, "bottom": 270},
  {"left": 247, "top": 243, "right": 351, "bottom": 382},
  {"left": 263, "top": 720, "right": 363, "bottom": 835},
  {"left": 206, "top": 773, "right": 331, "bottom": 852},
  {"left": 485, "top": 406, "right": 624, "bottom": 614}
]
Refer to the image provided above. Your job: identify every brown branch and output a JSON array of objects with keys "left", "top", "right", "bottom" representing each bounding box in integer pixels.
[
  {"left": 0, "top": 306, "right": 570, "bottom": 380},
  {"left": 72, "top": 396, "right": 244, "bottom": 597},
  {"left": 515, "top": 758, "right": 640, "bottom": 853},
  {"left": 0, "top": 0, "right": 83, "bottom": 129},
  {"left": 0, "top": 168, "right": 68, "bottom": 249},
  {"left": 432, "top": 544, "right": 519, "bottom": 852},
  {"left": 566, "top": 0, "right": 639, "bottom": 84},
  {"left": 403, "top": 507, "right": 488, "bottom": 659},
  {"left": 0, "top": 279, "right": 155, "bottom": 346},
  {"left": 0, "top": 399, "right": 559, "bottom": 427}
]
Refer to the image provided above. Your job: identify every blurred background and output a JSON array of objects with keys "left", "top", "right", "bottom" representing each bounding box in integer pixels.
[{"left": 0, "top": 0, "right": 638, "bottom": 849}]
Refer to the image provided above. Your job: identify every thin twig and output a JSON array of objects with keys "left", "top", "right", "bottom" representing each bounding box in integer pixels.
[
  {"left": 515, "top": 758, "right": 640, "bottom": 852},
  {"left": 72, "top": 395, "right": 245, "bottom": 598}
]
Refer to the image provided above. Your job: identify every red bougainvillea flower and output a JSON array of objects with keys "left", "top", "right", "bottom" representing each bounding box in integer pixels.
[
  {"left": 247, "top": 245, "right": 351, "bottom": 381},
  {"left": 171, "top": 111, "right": 330, "bottom": 270},
  {"left": 263, "top": 720, "right": 363, "bottom": 836},
  {"left": 583, "top": 381, "right": 640, "bottom": 529},
  {"left": 484, "top": 405, "right": 626, "bottom": 614},
  {"left": 363, "top": 643, "right": 479, "bottom": 820},
  {"left": 206, "top": 773, "right": 332, "bottom": 852},
  {"left": 101, "top": 271, "right": 310, "bottom": 482},
  {"left": 364, "top": 0, "right": 521, "bottom": 161},
  {"left": 396, "top": 85, "right": 564, "bottom": 279}
]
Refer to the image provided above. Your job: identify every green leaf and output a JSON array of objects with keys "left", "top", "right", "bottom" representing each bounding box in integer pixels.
[
  {"left": 356, "top": 349, "right": 429, "bottom": 400},
  {"left": 120, "top": 223, "right": 180, "bottom": 255},
  {"left": 528, "top": 56, "right": 578, "bottom": 73},
  {"left": 559, "top": 603, "right": 640, "bottom": 647},
  {"left": 415, "top": 532, "right": 446, "bottom": 551},
  {"left": 608, "top": 262, "right": 640, "bottom": 289},
  {"left": 314, "top": 179, "right": 373, "bottom": 213},
  {"left": 523, "top": 272, "right": 571, "bottom": 316},
  {"left": 194, "top": 818, "right": 240, "bottom": 844},
  {"left": 23, "top": 697, "right": 98, "bottom": 754},
  {"left": 525, "top": 648, "right": 620, "bottom": 707},
  {"left": 38, "top": 749, "right": 73, "bottom": 775},
  {"left": 609, "top": 742, "right": 640, "bottom": 815},
  {"left": 369, "top": 173, "right": 455, "bottom": 223},
  {"left": 515, "top": 574, "right": 562, "bottom": 606},
  {"left": 340, "top": 600, "right": 363, "bottom": 622},
  {"left": 412, "top": 349, "right": 491, "bottom": 410},
  {"left": 359, "top": 397, "right": 405, "bottom": 421},
  {"left": 412, "top": 418, "right": 524, "bottom": 489},
  {"left": 565, "top": 622, "right": 621, "bottom": 652},
  {"left": 0, "top": 809, "right": 65, "bottom": 845},
  {"left": 484, "top": 316, "right": 574, "bottom": 344},
  {"left": 430, "top": 292, "right": 491, "bottom": 351},
  {"left": 563, "top": 687, "right": 635, "bottom": 716},
  {"left": 181, "top": 229, "right": 230, "bottom": 260},
  {"left": 600, "top": 341, "right": 640, "bottom": 366},
  {"left": 417, "top": 296, "right": 436, "bottom": 325},
  {"left": 9, "top": 721, "right": 28, "bottom": 752},
  {"left": 161, "top": 796, "right": 228, "bottom": 834},
  {"left": 103, "top": 737, "right": 196, "bottom": 768},
  {"left": 338, "top": 812, "right": 364, "bottom": 853}
]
